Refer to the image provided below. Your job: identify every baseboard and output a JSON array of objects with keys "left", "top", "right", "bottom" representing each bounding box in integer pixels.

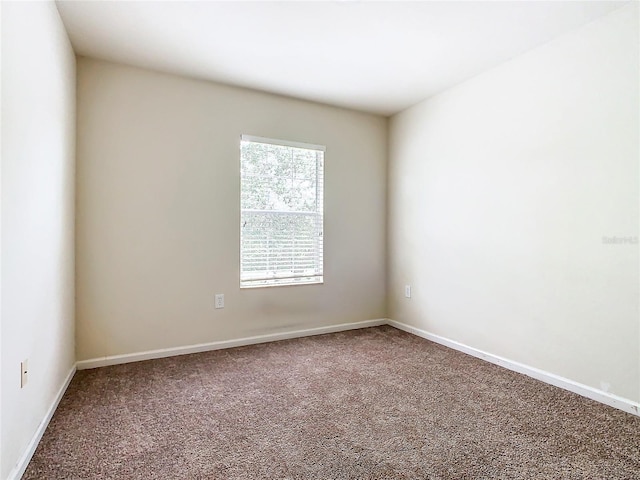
[
  {"left": 13, "top": 318, "right": 637, "bottom": 480},
  {"left": 387, "top": 319, "right": 640, "bottom": 417},
  {"left": 7, "top": 364, "right": 77, "bottom": 480},
  {"left": 77, "top": 318, "right": 387, "bottom": 370}
]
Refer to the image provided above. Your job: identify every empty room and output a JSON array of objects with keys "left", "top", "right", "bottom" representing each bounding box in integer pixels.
[{"left": 1, "top": 1, "right": 639, "bottom": 479}]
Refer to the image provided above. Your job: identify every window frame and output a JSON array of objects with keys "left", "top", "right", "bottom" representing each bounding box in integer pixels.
[{"left": 239, "top": 134, "right": 325, "bottom": 289}]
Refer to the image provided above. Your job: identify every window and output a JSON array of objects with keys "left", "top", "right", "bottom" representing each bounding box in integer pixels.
[{"left": 240, "top": 135, "right": 324, "bottom": 288}]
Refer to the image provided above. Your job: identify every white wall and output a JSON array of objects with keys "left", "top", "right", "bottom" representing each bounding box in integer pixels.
[
  {"left": 388, "top": 4, "right": 639, "bottom": 403},
  {"left": 76, "top": 58, "right": 387, "bottom": 361},
  {"left": 1, "top": 2, "right": 76, "bottom": 478}
]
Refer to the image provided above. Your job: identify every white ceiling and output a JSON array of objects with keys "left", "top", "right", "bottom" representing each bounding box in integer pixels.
[{"left": 56, "top": 1, "right": 626, "bottom": 116}]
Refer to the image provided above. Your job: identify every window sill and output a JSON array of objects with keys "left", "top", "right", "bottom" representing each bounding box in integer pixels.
[{"left": 240, "top": 277, "right": 324, "bottom": 289}]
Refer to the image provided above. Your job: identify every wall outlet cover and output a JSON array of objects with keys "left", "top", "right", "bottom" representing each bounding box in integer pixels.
[
  {"left": 21, "top": 359, "right": 29, "bottom": 388},
  {"left": 215, "top": 294, "right": 225, "bottom": 309}
]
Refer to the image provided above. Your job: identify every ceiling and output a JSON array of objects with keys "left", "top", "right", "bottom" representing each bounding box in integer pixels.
[{"left": 56, "top": 1, "right": 626, "bottom": 116}]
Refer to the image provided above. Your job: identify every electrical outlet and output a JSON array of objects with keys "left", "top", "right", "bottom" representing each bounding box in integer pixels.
[
  {"left": 21, "top": 359, "right": 28, "bottom": 388},
  {"left": 215, "top": 293, "right": 225, "bottom": 309},
  {"left": 405, "top": 285, "right": 411, "bottom": 298}
]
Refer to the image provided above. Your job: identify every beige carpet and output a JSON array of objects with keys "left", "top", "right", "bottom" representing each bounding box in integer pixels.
[{"left": 24, "top": 326, "right": 640, "bottom": 479}]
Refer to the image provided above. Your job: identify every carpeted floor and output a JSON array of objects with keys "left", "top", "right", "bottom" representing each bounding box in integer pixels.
[{"left": 24, "top": 326, "right": 640, "bottom": 479}]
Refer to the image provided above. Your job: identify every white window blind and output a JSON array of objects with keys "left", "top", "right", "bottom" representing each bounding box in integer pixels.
[{"left": 240, "top": 135, "right": 324, "bottom": 288}]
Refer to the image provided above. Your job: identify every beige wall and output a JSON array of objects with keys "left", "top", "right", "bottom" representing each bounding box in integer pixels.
[
  {"left": 1, "top": 2, "right": 76, "bottom": 478},
  {"left": 388, "top": 4, "right": 639, "bottom": 403},
  {"left": 76, "top": 58, "right": 387, "bottom": 361}
]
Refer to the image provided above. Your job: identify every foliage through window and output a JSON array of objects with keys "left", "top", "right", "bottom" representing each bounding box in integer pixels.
[{"left": 240, "top": 135, "right": 324, "bottom": 287}]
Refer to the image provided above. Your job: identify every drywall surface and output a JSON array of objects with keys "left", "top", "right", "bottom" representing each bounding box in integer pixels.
[
  {"left": 1, "top": 2, "right": 76, "bottom": 478},
  {"left": 76, "top": 58, "right": 387, "bottom": 361},
  {"left": 388, "top": 5, "right": 639, "bottom": 403}
]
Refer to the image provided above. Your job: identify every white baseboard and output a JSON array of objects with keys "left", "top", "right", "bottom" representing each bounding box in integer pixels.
[
  {"left": 7, "top": 365, "right": 77, "bottom": 480},
  {"left": 11, "top": 317, "right": 638, "bottom": 480},
  {"left": 76, "top": 319, "right": 387, "bottom": 370},
  {"left": 387, "top": 319, "right": 640, "bottom": 417}
]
